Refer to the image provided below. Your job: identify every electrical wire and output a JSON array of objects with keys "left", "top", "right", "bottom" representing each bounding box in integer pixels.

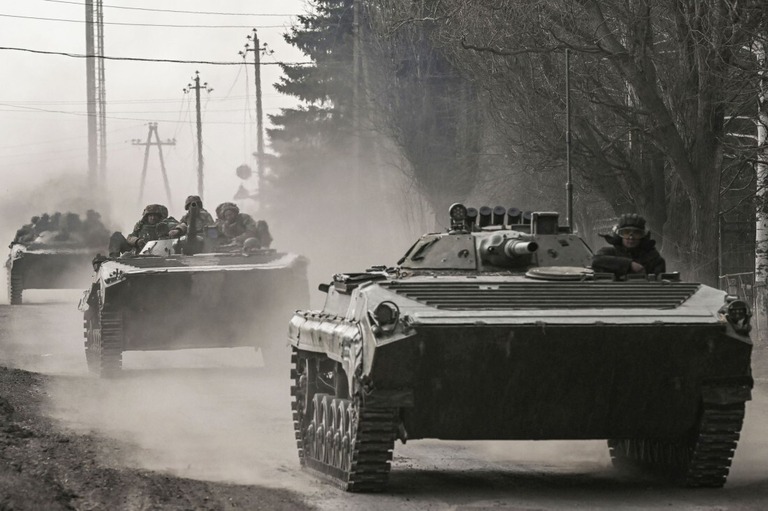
[
  {"left": 0, "top": 12, "right": 286, "bottom": 29},
  {"left": 0, "top": 46, "right": 311, "bottom": 66},
  {"left": 40, "top": 0, "right": 299, "bottom": 17}
]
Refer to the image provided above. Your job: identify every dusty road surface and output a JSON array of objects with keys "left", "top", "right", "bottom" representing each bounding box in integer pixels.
[{"left": 2, "top": 289, "right": 768, "bottom": 510}]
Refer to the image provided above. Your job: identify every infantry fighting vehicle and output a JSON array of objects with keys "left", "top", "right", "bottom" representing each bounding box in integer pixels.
[
  {"left": 7, "top": 231, "right": 105, "bottom": 305},
  {"left": 79, "top": 206, "right": 309, "bottom": 377},
  {"left": 288, "top": 204, "right": 752, "bottom": 492}
]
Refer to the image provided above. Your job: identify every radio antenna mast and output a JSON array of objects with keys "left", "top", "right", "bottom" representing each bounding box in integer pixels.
[{"left": 565, "top": 49, "right": 573, "bottom": 232}]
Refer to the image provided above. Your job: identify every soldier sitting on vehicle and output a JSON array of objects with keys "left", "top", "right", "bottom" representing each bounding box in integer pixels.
[
  {"left": 215, "top": 202, "right": 272, "bottom": 249},
  {"left": 53, "top": 212, "right": 82, "bottom": 242},
  {"left": 11, "top": 216, "right": 41, "bottom": 246},
  {"left": 168, "top": 195, "right": 215, "bottom": 238},
  {"left": 591, "top": 213, "right": 666, "bottom": 278},
  {"left": 108, "top": 204, "right": 179, "bottom": 257}
]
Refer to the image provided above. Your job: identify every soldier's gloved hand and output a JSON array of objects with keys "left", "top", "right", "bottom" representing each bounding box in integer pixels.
[
  {"left": 630, "top": 261, "right": 644, "bottom": 273},
  {"left": 168, "top": 229, "right": 182, "bottom": 238},
  {"left": 136, "top": 238, "right": 147, "bottom": 249}
]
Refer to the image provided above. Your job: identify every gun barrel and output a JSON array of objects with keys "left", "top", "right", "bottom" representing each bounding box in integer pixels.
[{"left": 504, "top": 240, "right": 539, "bottom": 257}]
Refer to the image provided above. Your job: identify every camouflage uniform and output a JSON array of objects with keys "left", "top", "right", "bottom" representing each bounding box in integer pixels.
[
  {"left": 174, "top": 195, "right": 215, "bottom": 236},
  {"left": 11, "top": 216, "right": 40, "bottom": 245},
  {"left": 108, "top": 204, "right": 178, "bottom": 257},
  {"left": 214, "top": 202, "right": 272, "bottom": 248}
]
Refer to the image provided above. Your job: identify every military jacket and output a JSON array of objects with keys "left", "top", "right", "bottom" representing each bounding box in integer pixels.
[
  {"left": 591, "top": 235, "right": 666, "bottom": 277},
  {"left": 126, "top": 217, "right": 179, "bottom": 246},
  {"left": 177, "top": 209, "right": 215, "bottom": 235},
  {"left": 217, "top": 213, "right": 272, "bottom": 247}
]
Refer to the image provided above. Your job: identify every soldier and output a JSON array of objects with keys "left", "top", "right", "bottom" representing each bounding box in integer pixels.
[
  {"left": 53, "top": 212, "right": 82, "bottom": 242},
  {"left": 11, "top": 216, "right": 40, "bottom": 245},
  {"left": 168, "top": 195, "right": 215, "bottom": 238},
  {"left": 35, "top": 213, "right": 52, "bottom": 233},
  {"left": 108, "top": 204, "right": 179, "bottom": 257},
  {"left": 214, "top": 202, "right": 272, "bottom": 248},
  {"left": 591, "top": 213, "right": 666, "bottom": 278}
]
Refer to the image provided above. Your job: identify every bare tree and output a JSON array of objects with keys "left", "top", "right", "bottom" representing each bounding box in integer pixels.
[
  {"left": 365, "top": 1, "right": 485, "bottom": 226},
  {"left": 383, "top": 0, "right": 766, "bottom": 284}
]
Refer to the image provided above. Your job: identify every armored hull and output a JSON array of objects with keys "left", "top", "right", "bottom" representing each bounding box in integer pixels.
[
  {"left": 287, "top": 209, "right": 752, "bottom": 491},
  {"left": 81, "top": 246, "right": 308, "bottom": 377},
  {"left": 6, "top": 242, "right": 100, "bottom": 304}
]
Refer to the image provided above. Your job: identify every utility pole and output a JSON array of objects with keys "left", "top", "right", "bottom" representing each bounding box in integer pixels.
[
  {"left": 84, "top": 0, "right": 106, "bottom": 190},
  {"left": 184, "top": 71, "right": 212, "bottom": 201},
  {"left": 132, "top": 123, "right": 176, "bottom": 207},
  {"left": 240, "top": 29, "right": 271, "bottom": 213}
]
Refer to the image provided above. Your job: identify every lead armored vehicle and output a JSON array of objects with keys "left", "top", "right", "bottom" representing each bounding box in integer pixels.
[
  {"left": 79, "top": 207, "right": 308, "bottom": 377},
  {"left": 288, "top": 204, "right": 752, "bottom": 492}
]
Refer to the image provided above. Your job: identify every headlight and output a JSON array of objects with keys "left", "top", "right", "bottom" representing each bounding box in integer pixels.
[
  {"left": 372, "top": 301, "right": 400, "bottom": 333},
  {"left": 725, "top": 299, "right": 752, "bottom": 335}
]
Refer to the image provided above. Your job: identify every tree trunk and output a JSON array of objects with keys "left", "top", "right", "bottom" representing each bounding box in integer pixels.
[{"left": 755, "top": 40, "right": 768, "bottom": 345}]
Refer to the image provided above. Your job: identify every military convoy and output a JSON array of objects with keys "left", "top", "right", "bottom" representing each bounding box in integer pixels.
[
  {"left": 8, "top": 199, "right": 754, "bottom": 491},
  {"left": 78, "top": 205, "right": 309, "bottom": 377},
  {"left": 287, "top": 204, "right": 753, "bottom": 491}
]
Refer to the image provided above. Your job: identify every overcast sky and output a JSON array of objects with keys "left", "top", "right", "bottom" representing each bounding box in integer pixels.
[{"left": 0, "top": 0, "right": 306, "bottom": 226}]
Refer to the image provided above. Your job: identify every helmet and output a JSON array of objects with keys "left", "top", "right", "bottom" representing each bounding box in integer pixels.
[
  {"left": 215, "top": 202, "right": 239, "bottom": 220},
  {"left": 616, "top": 213, "right": 648, "bottom": 236},
  {"left": 31, "top": 216, "right": 40, "bottom": 224},
  {"left": 185, "top": 195, "right": 203, "bottom": 210},
  {"left": 142, "top": 204, "right": 168, "bottom": 221}
]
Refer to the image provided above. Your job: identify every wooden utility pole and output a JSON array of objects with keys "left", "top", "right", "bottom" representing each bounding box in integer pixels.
[
  {"left": 241, "top": 29, "right": 270, "bottom": 212},
  {"left": 132, "top": 123, "right": 176, "bottom": 207},
  {"left": 184, "top": 71, "right": 212, "bottom": 201}
]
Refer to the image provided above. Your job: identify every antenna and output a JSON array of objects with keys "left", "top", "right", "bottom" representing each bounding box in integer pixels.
[{"left": 565, "top": 49, "right": 573, "bottom": 232}]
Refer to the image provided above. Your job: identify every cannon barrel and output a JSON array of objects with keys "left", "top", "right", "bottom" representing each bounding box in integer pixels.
[
  {"left": 504, "top": 240, "right": 538, "bottom": 257},
  {"left": 183, "top": 204, "right": 200, "bottom": 255}
]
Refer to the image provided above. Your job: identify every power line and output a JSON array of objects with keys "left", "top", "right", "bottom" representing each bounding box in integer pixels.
[
  {"left": 0, "top": 46, "right": 311, "bottom": 66},
  {"left": 0, "top": 102, "right": 286, "bottom": 123},
  {"left": 0, "top": 12, "right": 287, "bottom": 28},
  {"left": 41, "top": 0, "right": 300, "bottom": 17},
  {"left": 0, "top": 95, "right": 283, "bottom": 106}
]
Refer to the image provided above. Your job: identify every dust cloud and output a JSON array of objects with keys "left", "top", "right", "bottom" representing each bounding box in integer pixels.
[{"left": 0, "top": 143, "right": 437, "bottom": 491}]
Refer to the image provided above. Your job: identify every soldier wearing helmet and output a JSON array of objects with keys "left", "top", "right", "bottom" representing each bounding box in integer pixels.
[
  {"left": 215, "top": 202, "right": 272, "bottom": 249},
  {"left": 591, "top": 213, "right": 666, "bottom": 278},
  {"left": 11, "top": 215, "right": 42, "bottom": 245},
  {"left": 107, "top": 204, "right": 179, "bottom": 257},
  {"left": 168, "top": 195, "right": 215, "bottom": 238}
]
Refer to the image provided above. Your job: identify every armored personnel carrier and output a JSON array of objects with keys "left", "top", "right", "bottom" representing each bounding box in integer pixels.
[
  {"left": 79, "top": 207, "right": 308, "bottom": 377},
  {"left": 7, "top": 213, "right": 109, "bottom": 304},
  {"left": 288, "top": 204, "right": 752, "bottom": 492}
]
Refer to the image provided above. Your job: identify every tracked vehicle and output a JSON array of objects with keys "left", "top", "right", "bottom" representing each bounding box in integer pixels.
[
  {"left": 79, "top": 207, "right": 308, "bottom": 377},
  {"left": 288, "top": 204, "right": 753, "bottom": 492},
  {"left": 7, "top": 231, "right": 105, "bottom": 304}
]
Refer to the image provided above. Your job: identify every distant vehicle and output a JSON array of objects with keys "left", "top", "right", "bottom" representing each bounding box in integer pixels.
[
  {"left": 288, "top": 204, "right": 753, "bottom": 492},
  {"left": 7, "top": 212, "right": 109, "bottom": 304},
  {"left": 78, "top": 205, "right": 309, "bottom": 377}
]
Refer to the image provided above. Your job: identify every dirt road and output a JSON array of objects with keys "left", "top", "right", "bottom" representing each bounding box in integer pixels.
[{"left": 2, "top": 290, "right": 768, "bottom": 510}]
